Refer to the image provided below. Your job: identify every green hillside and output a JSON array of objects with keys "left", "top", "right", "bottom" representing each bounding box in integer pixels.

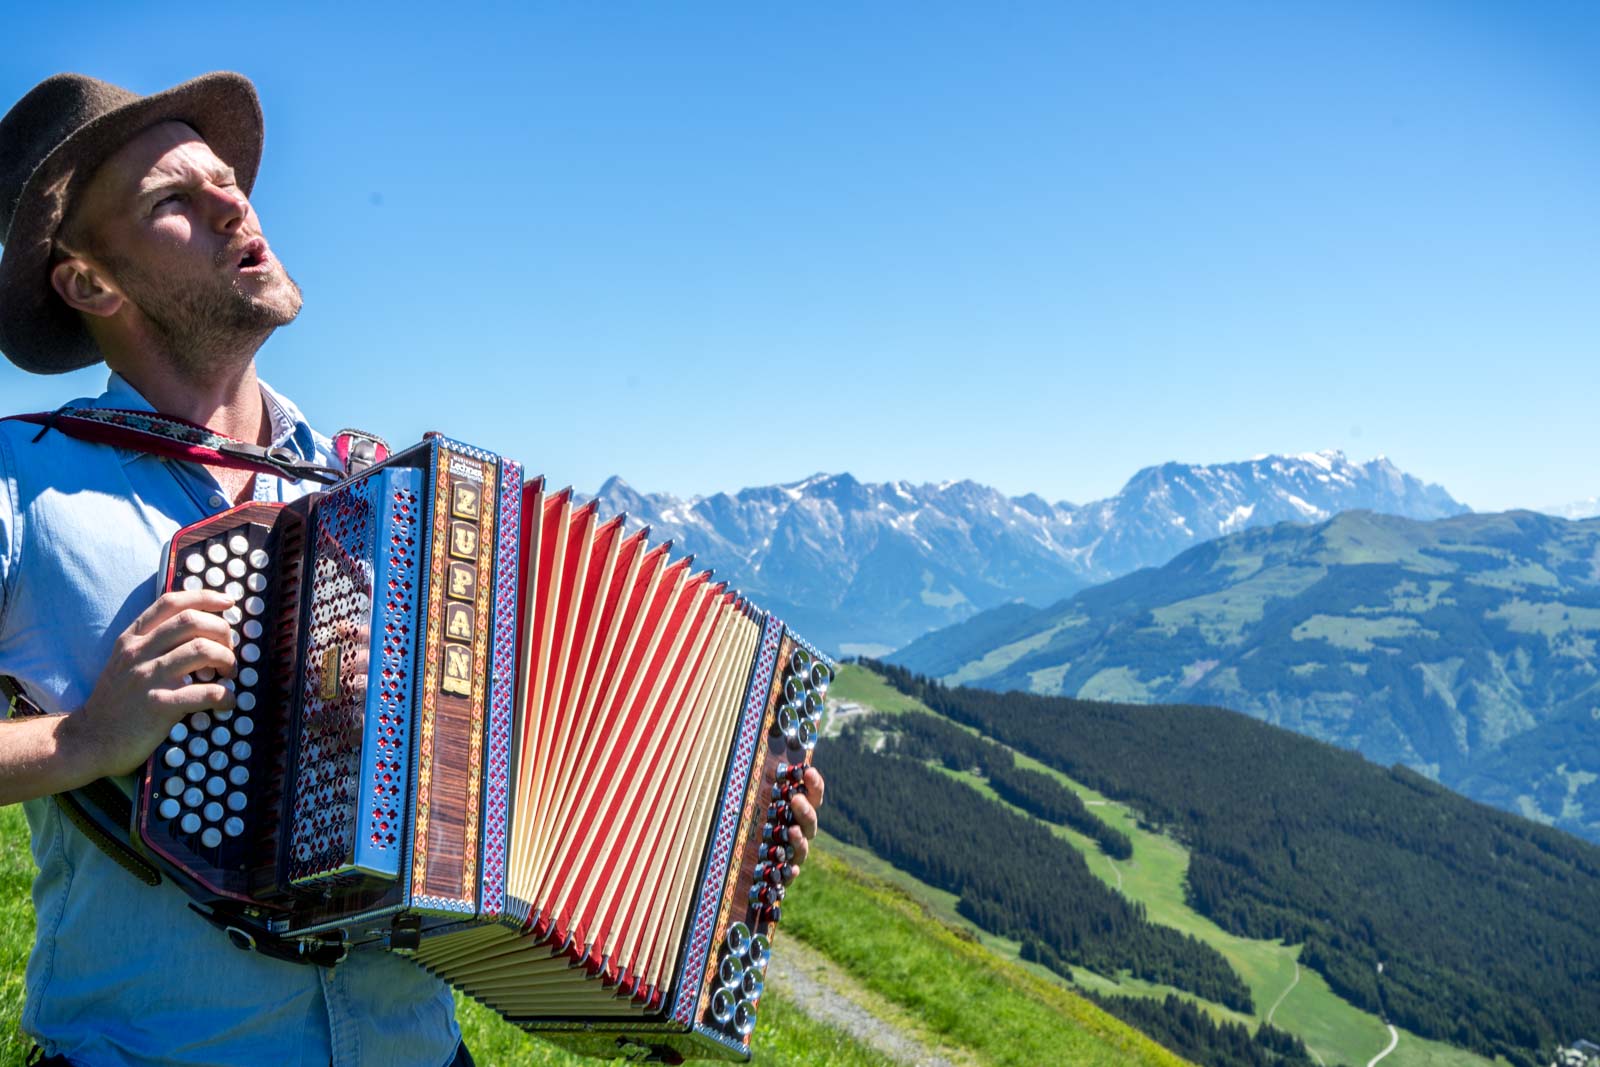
[
  {"left": 827, "top": 665, "right": 1503, "bottom": 1067},
  {"left": 891, "top": 509, "right": 1600, "bottom": 843}
]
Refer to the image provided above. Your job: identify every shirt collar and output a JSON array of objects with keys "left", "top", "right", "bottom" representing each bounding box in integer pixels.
[{"left": 90, "top": 372, "right": 318, "bottom": 466}]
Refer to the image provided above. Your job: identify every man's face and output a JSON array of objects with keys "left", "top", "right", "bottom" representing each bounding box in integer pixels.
[{"left": 64, "top": 121, "right": 302, "bottom": 374}]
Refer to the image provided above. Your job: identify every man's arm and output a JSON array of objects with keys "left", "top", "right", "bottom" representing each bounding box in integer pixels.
[{"left": 0, "top": 589, "right": 239, "bottom": 806}]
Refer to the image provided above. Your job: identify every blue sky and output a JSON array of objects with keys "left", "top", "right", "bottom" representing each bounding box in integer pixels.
[{"left": 2, "top": 3, "right": 1596, "bottom": 511}]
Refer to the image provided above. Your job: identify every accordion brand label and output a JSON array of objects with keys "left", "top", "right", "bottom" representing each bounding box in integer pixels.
[{"left": 412, "top": 443, "right": 500, "bottom": 915}]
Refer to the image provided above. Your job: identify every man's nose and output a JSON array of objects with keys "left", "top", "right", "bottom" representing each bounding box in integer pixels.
[{"left": 200, "top": 181, "right": 249, "bottom": 232}]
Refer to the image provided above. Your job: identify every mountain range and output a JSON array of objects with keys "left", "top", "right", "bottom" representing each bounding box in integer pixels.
[
  {"left": 890, "top": 508, "right": 1600, "bottom": 844},
  {"left": 593, "top": 451, "right": 1466, "bottom": 652}
]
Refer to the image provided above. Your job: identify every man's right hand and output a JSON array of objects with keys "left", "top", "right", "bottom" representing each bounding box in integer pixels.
[{"left": 59, "top": 589, "right": 239, "bottom": 779}]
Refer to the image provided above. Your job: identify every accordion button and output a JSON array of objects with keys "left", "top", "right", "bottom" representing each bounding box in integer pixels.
[
  {"left": 710, "top": 988, "right": 736, "bottom": 1025},
  {"left": 718, "top": 955, "right": 743, "bottom": 989},
  {"left": 239, "top": 667, "right": 259, "bottom": 687},
  {"left": 201, "top": 827, "right": 222, "bottom": 848},
  {"left": 234, "top": 717, "right": 254, "bottom": 737},
  {"left": 163, "top": 775, "right": 184, "bottom": 796},
  {"left": 228, "top": 535, "right": 250, "bottom": 556},
  {"left": 206, "top": 776, "right": 226, "bottom": 797},
  {"left": 237, "top": 692, "right": 256, "bottom": 712},
  {"left": 231, "top": 741, "right": 252, "bottom": 760},
  {"left": 185, "top": 763, "right": 205, "bottom": 783},
  {"left": 222, "top": 606, "right": 243, "bottom": 626},
  {"left": 747, "top": 934, "right": 769, "bottom": 969},
  {"left": 187, "top": 736, "right": 209, "bottom": 758},
  {"left": 203, "top": 801, "right": 223, "bottom": 822},
  {"left": 227, "top": 792, "right": 247, "bottom": 812},
  {"left": 227, "top": 630, "right": 240, "bottom": 649},
  {"left": 158, "top": 798, "right": 180, "bottom": 820},
  {"left": 207, "top": 543, "right": 228, "bottom": 565},
  {"left": 168, "top": 721, "right": 188, "bottom": 743},
  {"left": 180, "top": 813, "right": 202, "bottom": 834},
  {"left": 242, "top": 620, "right": 263, "bottom": 640},
  {"left": 182, "top": 576, "right": 203, "bottom": 592},
  {"left": 205, "top": 567, "right": 224, "bottom": 587},
  {"left": 192, "top": 711, "right": 211, "bottom": 731},
  {"left": 740, "top": 972, "right": 763, "bottom": 1000},
  {"left": 225, "top": 581, "right": 244, "bottom": 601},
  {"left": 207, "top": 751, "right": 228, "bottom": 772},
  {"left": 162, "top": 746, "right": 184, "bottom": 769},
  {"left": 182, "top": 787, "right": 204, "bottom": 808},
  {"left": 226, "top": 558, "right": 246, "bottom": 579},
  {"left": 249, "top": 549, "right": 270, "bottom": 570},
  {"left": 240, "top": 643, "right": 260, "bottom": 663},
  {"left": 733, "top": 1000, "right": 757, "bottom": 1036},
  {"left": 725, "top": 922, "right": 751, "bottom": 957},
  {"left": 224, "top": 817, "right": 244, "bottom": 837},
  {"left": 211, "top": 726, "right": 231, "bottom": 746},
  {"left": 185, "top": 553, "right": 205, "bottom": 574},
  {"left": 229, "top": 765, "right": 250, "bottom": 786},
  {"left": 789, "top": 648, "right": 811, "bottom": 676},
  {"left": 246, "top": 572, "right": 268, "bottom": 593},
  {"left": 245, "top": 596, "right": 265, "bottom": 616}
]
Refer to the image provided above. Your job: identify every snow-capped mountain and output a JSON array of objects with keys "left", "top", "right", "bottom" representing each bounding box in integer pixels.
[
  {"left": 1540, "top": 497, "right": 1600, "bottom": 520},
  {"left": 590, "top": 451, "right": 1467, "bottom": 653}
]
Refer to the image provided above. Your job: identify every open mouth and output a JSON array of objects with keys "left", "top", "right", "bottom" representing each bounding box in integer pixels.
[{"left": 236, "top": 239, "right": 270, "bottom": 271}]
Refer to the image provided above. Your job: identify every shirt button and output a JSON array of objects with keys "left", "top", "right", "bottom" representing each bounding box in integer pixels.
[{"left": 208, "top": 494, "right": 225, "bottom": 509}]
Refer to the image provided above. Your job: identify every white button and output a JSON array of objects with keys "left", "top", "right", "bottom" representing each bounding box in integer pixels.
[
  {"left": 163, "top": 775, "right": 184, "bottom": 796},
  {"left": 208, "top": 750, "right": 229, "bottom": 771},
  {"left": 244, "top": 596, "right": 265, "bottom": 616},
  {"left": 224, "top": 581, "right": 244, "bottom": 601},
  {"left": 219, "top": 679, "right": 235, "bottom": 694},
  {"left": 228, "top": 765, "right": 250, "bottom": 786},
  {"left": 185, "top": 553, "right": 205, "bottom": 574},
  {"left": 205, "top": 567, "right": 224, "bottom": 587},
  {"left": 185, "top": 762, "right": 206, "bottom": 782},
  {"left": 207, "top": 543, "right": 227, "bottom": 564},
  {"left": 195, "top": 667, "right": 216, "bottom": 683},
  {"left": 228, "top": 535, "right": 250, "bottom": 555},
  {"left": 231, "top": 740, "right": 252, "bottom": 760},
  {"left": 162, "top": 747, "right": 185, "bottom": 768},
  {"left": 239, "top": 667, "right": 259, "bottom": 687},
  {"left": 241, "top": 643, "right": 260, "bottom": 663},
  {"left": 203, "top": 801, "right": 223, "bottom": 822},
  {"left": 206, "top": 776, "right": 226, "bottom": 796},
  {"left": 211, "top": 726, "right": 232, "bottom": 746},
  {"left": 235, "top": 717, "right": 254, "bottom": 736},
  {"left": 224, "top": 817, "right": 245, "bottom": 837},
  {"left": 227, "top": 791, "right": 248, "bottom": 812},
  {"left": 182, "top": 786, "right": 204, "bottom": 807},
  {"left": 228, "top": 630, "right": 240, "bottom": 648},
  {"left": 207, "top": 494, "right": 224, "bottom": 509},
  {"left": 248, "top": 549, "right": 270, "bottom": 569},
  {"left": 237, "top": 691, "right": 256, "bottom": 712},
  {"left": 181, "top": 812, "right": 202, "bottom": 834},
  {"left": 168, "top": 722, "right": 188, "bottom": 743},
  {"left": 242, "top": 620, "right": 263, "bottom": 640},
  {"left": 222, "top": 606, "right": 243, "bottom": 626},
  {"left": 227, "top": 558, "right": 247, "bottom": 579},
  {"left": 187, "top": 736, "right": 209, "bottom": 758},
  {"left": 158, "top": 798, "right": 181, "bottom": 820},
  {"left": 214, "top": 708, "right": 233, "bottom": 721},
  {"left": 182, "top": 575, "right": 203, "bottom": 592},
  {"left": 201, "top": 827, "right": 222, "bottom": 848},
  {"left": 192, "top": 711, "right": 211, "bottom": 730},
  {"left": 246, "top": 572, "right": 267, "bottom": 593}
]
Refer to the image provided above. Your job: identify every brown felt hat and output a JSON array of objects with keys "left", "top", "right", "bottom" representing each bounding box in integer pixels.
[{"left": 0, "top": 72, "right": 263, "bottom": 373}]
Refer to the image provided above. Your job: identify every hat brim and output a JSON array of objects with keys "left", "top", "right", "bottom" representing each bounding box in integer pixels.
[{"left": 0, "top": 72, "right": 263, "bottom": 374}]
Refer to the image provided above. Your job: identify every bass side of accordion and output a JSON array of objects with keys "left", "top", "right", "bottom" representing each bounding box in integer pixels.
[{"left": 134, "top": 433, "right": 829, "bottom": 1063}]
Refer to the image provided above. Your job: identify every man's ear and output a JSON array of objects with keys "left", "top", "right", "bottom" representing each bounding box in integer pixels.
[{"left": 50, "top": 257, "right": 124, "bottom": 318}]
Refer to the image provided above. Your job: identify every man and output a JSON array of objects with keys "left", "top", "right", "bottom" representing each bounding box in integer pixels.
[{"left": 0, "top": 73, "right": 824, "bottom": 1066}]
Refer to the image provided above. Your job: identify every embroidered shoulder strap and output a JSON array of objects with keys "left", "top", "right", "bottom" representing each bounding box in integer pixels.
[{"left": 6, "top": 407, "right": 345, "bottom": 484}]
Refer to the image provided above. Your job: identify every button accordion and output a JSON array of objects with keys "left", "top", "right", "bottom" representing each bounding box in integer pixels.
[{"left": 133, "top": 435, "right": 829, "bottom": 1062}]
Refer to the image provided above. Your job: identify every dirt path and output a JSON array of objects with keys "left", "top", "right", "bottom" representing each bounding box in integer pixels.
[
  {"left": 768, "top": 936, "right": 969, "bottom": 1067},
  {"left": 1104, "top": 855, "right": 1123, "bottom": 890},
  {"left": 1366, "top": 1025, "right": 1399, "bottom": 1067},
  {"left": 1266, "top": 961, "right": 1300, "bottom": 1025}
]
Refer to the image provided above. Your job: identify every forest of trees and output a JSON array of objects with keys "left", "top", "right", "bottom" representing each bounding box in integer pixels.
[
  {"left": 860, "top": 660, "right": 1600, "bottom": 1067},
  {"left": 824, "top": 723, "right": 1254, "bottom": 1012},
  {"left": 1083, "top": 992, "right": 1317, "bottom": 1067},
  {"left": 869, "top": 707, "right": 1133, "bottom": 858}
]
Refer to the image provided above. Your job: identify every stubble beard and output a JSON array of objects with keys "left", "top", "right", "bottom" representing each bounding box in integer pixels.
[{"left": 105, "top": 253, "right": 305, "bottom": 383}]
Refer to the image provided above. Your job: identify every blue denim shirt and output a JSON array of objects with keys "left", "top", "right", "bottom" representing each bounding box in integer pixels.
[{"left": 0, "top": 373, "right": 461, "bottom": 1067}]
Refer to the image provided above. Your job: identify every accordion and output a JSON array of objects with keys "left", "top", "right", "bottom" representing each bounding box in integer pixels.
[{"left": 133, "top": 435, "right": 828, "bottom": 1062}]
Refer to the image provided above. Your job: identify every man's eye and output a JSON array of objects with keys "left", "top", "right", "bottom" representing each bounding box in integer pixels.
[{"left": 153, "top": 193, "right": 186, "bottom": 211}]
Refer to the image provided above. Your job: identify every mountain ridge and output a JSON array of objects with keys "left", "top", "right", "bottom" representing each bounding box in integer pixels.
[{"left": 591, "top": 451, "right": 1468, "bottom": 652}]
